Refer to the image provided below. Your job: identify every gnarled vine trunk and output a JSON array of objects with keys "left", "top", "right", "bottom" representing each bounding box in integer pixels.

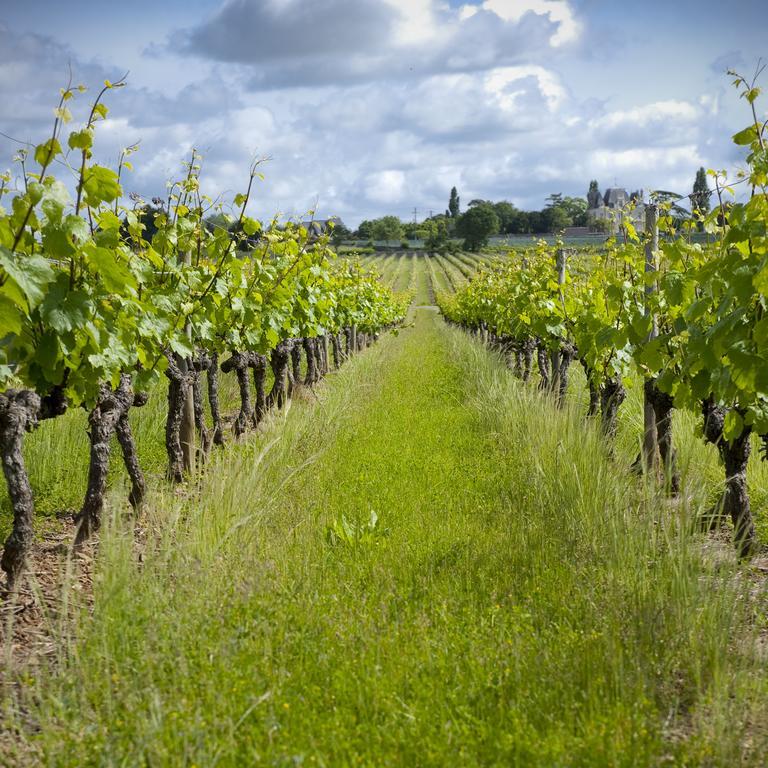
[
  {"left": 75, "top": 375, "right": 135, "bottom": 545},
  {"left": 600, "top": 378, "right": 625, "bottom": 439},
  {"left": 522, "top": 338, "right": 535, "bottom": 383},
  {"left": 331, "top": 334, "right": 342, "bottom": 369},
  {"left": 115, "top": 391, "right": 148, "bottom": 512},
  {"left": 580, "top": 360, "right": 600, "bottom": 417},
  {"left": 1, "top": 386, "right": 67, "bottom": 590},
  {"left": 0, "top": 390, "right": 41, "bottom": 591},
  {"left": 536, "top": 341, "right": 550, "bottom": 390},
  {"left": 221, "top": 352, "right": 252, "bottom": 438},
  {"left": 304, "top": 337, "right": 319, "bottom": 385},
  {"left": 267, "top": 340, "right": 292, "bottom": 409},
  {"left": 250, "top": 354, "right": 268, "bottom": 425},
  {"left": 702, "top": 399, "right": 757, "bottom": 556},
  {"left": 322, "top": 335, "right": 330, "bottom": 374},
  {"left": 165, "top": 354, "right": 194, "bottom": 482},
  {"left": 290, "top": 341, "right": 303, "bottom": 393},
  {"left": 192, "top": 354, "right": 213, "bottom": 461},
  {"left": 207, "top": 352, "right": 225, "bottom": 446},
  {"left": 645, "top": 379, "right": 680, "bottom": 495},
  {"left": 556, "top": 343, "right": 577, "bottom": 407},
  {"left": 721, "top": 429, "right": 756, "bottom": 558},
  {"left": 315, "top": 337, "right": 325, "bottom": 377}
]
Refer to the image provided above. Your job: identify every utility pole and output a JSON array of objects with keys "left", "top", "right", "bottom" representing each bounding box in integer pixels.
[{"left": 412, "top": 207, "right": 418, "bottom": 224}]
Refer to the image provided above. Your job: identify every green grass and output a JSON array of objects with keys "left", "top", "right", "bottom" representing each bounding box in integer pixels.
[
  {"left": 3, "top": 296, "right": 767, "bottom": 766},
  {"left": 0, "top": 364, "right": 280, "bottom": 542}
]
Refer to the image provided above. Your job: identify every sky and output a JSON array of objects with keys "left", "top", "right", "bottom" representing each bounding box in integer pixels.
[{"left": 0, "top": 0, "right": 766, "bottom": 227}]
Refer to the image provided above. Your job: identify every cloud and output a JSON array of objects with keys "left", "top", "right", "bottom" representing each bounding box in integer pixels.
[
  {"left": 175, "top": 0, "right": 581, "bottom": 89},
  {"left": 593, "top": 100, "right": 699, "bottom": 130},
  {"left": 0, "top": 6, "right": 752, "bottom": 229},
  {"left": 182, "top": 0, "right": 394, "bottom": 64},
  {"left": 365, "top": 169, "right": 406, "bottom": 203},
  {"left": 464, "top": 0, "right": 581, "bottom": 47},
  {"left": 587, "top": 100, "right": 703, "bottom": 148}
]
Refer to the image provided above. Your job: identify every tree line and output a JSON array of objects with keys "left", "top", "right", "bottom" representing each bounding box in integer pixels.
[{"left": 349, "top": 167, "right": 712, "bottom": 252}]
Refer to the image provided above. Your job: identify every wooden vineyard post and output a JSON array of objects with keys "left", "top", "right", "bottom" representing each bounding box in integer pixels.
[
  {"left": 642, "top": 204, "right": 659, "bottom": 475},
  {"left": 551, "top": 247, "right": 567, "bottom": 393},
  {"left": 179, "top": 250, "right": 196, "bottom": 475}
]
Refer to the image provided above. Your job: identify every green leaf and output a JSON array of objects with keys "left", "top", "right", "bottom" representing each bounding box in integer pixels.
[
  {"left": 753, "top": 263, "right": 768, "bottom": 294},
  {"left": 64, "top": 214, "right": 90, "bottom": 243},
  {"left": 68, "top": 128, "right": 94, "bottom": 151},
  {"left": 34, "top": 138, "right": 63, "bottom": 167},
  {"left": 242, "top": 216, "right": 260, "bottom": 236},
  {"left": 144, "top": 247, "right": 165, "bottom": 269},
  {"left": 0, "top": 247, "right": 56, "bottom": 310},
  {"left": 84, "top": 245, "right": 137, "bottom": 292},
  {"left": 733, "top": 126, "right": 757, "bottom": 146},
  {"left": 0, "top": 293, "right": 22, "bottom": 336},
  {"left": 82, "top": 165, "right": 121, "bottom": 207},
  {"left": 728, "top": 347, "right": 768, "bottom": 397},
  {"left": 723, "top": 410, "right": 744, "bottom": 442},
  {"left": 36, "top": 330, "right": 61, "bottom": 379},
  {"left": 40, "top": 281, "right": 91, "bottom": 333}
]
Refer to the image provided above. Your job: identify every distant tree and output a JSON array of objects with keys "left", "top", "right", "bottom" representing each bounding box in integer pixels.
[
  {"left": 545, "top": 193, "right": 564, "bottom": 208},
  {"left": 356, "top": 219, "right": 373, "bottom": 239},
  {"left": 492, "top": 201, "right": 517, "bottom": 233},
  {"left": 587, "top": 180, "right": 602, "bottom": 209},
  {"left": 543, "top": 193, "right": 572, "bottom": 232},
  {"left": 527, "top": 210, "right": 545, "bottom": 233},
  {"left": 448, "top": 186, "right": 460, "bottom": 218},
  {"left": 371, "top": 215, "right": 404, "bottom": 242},
  {"left": 330, "top": 222, "right": 351, "bottom": 246},
  {"left": 542, "top": 205, "right": 570, "bottom": 233},
  {"left": 424, "top": 218, "right": 448, "bottom": 251},
  {"left": 691, "top": 167, "right": 711, "bottom": 230},
  {"left": 561, "top": 196, "right": 588, "bottom": 226},
  {"left": 508, "top": 209, "right": 531, "bottom": 234},
  {"left": 587, "top": 214, "right": 612, "bottom": 234},
  {"left": 456, "top": 203, "right": 499, "bottom": 251}
]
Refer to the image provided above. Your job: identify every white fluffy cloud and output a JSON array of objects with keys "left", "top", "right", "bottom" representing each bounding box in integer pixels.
[
  {"left": 0, "top": 2, "right": 752, "bottom": 227},
  {"left": 177, "top": 0, "right": 581, "bottom": 89},
  {"left": 462, "top": 0, "right": 580, "bottom": 47}
]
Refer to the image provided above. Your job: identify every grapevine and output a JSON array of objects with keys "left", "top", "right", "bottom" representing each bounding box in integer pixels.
[
  {"left": 0, "top": 84, "right": 407, "bottom": 590},
  {"left": 439, "top": 72, "right": 768, "bottom": 556}
]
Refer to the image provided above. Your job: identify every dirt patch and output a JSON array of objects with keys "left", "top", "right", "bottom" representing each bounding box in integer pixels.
[{"left": 1, "top": 518, "right": 94, "bottom": 747}]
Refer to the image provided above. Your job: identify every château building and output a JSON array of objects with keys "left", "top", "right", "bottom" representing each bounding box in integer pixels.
[{"left": 587, "top": 186, "right": 645, "bottom": 234}]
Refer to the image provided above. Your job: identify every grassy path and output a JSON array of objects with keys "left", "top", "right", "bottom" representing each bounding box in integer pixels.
[{"left": 7, "top": 275, "right": 768, "bottom": 764}]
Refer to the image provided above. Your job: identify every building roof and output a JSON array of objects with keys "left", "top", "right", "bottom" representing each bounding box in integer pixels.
[
  {"left": 603, "top": 188, "right": 628, "bottom": 208},
  {"left": 300, "top": 216, "right": 346, "bottom": 235}
]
